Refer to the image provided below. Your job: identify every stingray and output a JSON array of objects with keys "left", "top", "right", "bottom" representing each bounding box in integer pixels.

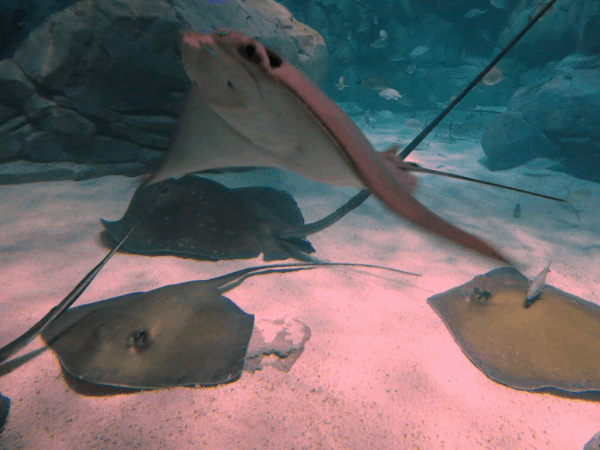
[
  {"left": 145, "top": 2, "right": 559, "bottom": 264},
  {"left": 0, "top": 190, "right": 163, "bottom": 365},
  {"left": 0, "top": 392, "right": 9, "bottom": 435},
  {"left": 40, "top": 262, "right": 419, "bottom": 389},
  {"left": 99, "top": 175, "right": 371, "bottom": 262},
  {"left": 427, "top": 266, "right": 600, "bottom": 392}
]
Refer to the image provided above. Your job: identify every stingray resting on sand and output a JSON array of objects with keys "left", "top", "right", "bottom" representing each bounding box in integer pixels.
[
  {"left": 0, "top": 392, "right": 9, "bottom": 435},
  {"left": 427, "top": 266, "right": 600, "bottom": 393},
  {"left": 0, "top": 189, "right": 420, "bottom": 379},
  {"left": 145, "top": 0, "right": 560, "bottom": 264},
  {"left": 100, "top": 175, "right": 370, "bottom": 262},
  {"left": 41, "top": 262, "right": 417, "bottom": 390}
]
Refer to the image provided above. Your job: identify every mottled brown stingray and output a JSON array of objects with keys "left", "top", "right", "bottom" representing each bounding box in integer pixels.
[
  {"left": 427, "top": 267, "right": 600, "bottom": 392},
  {"left": 100, "top": 175, "right": 370, "bottom": 262},
  {"left": 41, "top": 262, "right": 420, "bottom": 389}
]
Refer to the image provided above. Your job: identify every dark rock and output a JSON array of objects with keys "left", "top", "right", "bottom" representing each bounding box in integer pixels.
[
  {"left": 120, "top": 115, "right": 177, "bottom": 134},
  {"left": 137, "top": 148, "right": 165, "bottom": 165},
  {"left": 39, "top": 106, "right": 97, "bottom": 136},
  {"left": 498, "top": 0, "right": 600, "bottom": 64},
  {"left": 86, "top": 136, "right": 142, "bottom": 163},
  {"left": 124, "top": 129, "right": 170, "bottom": 149},
  {"left": 12, "top": 1, "right": 92, "bottom": 89},
  {"left": 0, "top": 102, "right": 18, "bottom": 123},
  {"left": 21, "top": 131, "right": 73, "bottom": 162},
  {"left": 0, "top": 160, "right": 148, "bottom": 185},
  {"left": 53, "top": 96, "right": 121, "bottom": 122},
  {"left": 21, "top": 94, "right": 54, "bottom": 121},
  {"left": 481, "top": 112, "right": 562, "bottom": 171},
  {"left": 0, "top": 117, "right": 34, "bottom": 160},
  {"left": 482, "top": 53, "right": 600, "bottom": 181},
  {"left": 0, "top": 115, "right": 28, "bottom": 136},
  {"left": 0, "top": 0, "right": 328, "bottom": 183},
  {"left": 0, "top": 1, "right": 75, "bottom": 59},
  {"left": 0, "top": 59, "right": 36, "bottom": 105}
]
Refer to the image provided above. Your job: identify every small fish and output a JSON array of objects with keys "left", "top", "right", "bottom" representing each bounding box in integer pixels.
[
  {"left": 513, "top": 203, "right": 521, "bottom": 218},
  {"left": 565, "top": 187, "right": 590, "bottom": 222},
  {"left": 531, "top": 2, "right": 554, "bottom": 21},
  {"left": 347, "top": 30, "right": 352, "bottom": 41},
  {"left": 465, "top": 8, "right": 487, "bottom": 19},
  {"left": 334, "top": 76, "right": 348, "bottom": 90},
  {"left": 404, "top": 118, "right": 425, "bottom": 130},
  {"left": 524, "top": 260, "right": 552, "bottom": 308},
  {"left": 410, "top": 46, "right": 429, "bottom": 57},
  {"left": 569, "top": 187, "right": 592, "bottom": 197},
  {"left": 389, "top": 53, "right": 407, "bottom": 62},
  {"left": 358, "top": 76, "right": 388, "bottom": 91},
  {"left": 377, "top": 110, "right": 394, "bottom": 119},
  {"left": 481, "top": 67, "right": 503, "bottom": 85},
  {"left": 406, "top": 62, "right": 417, "bottom": 74},
  {"left": 362, "top": 110, "right": 376, "bottom": 130},
  {"left": 379, "top": 88, "right": 402, "bottom": 101},
  {"left": 428, "top": 92, "right": 436, "bottom": 102},
  {"left": 370, "top": 39, "right": 389, "bottom": 49},
  {"left": 373, "top": 14, "right": 379, "bottom": 25},
  {"left": 357, "top": 20, "right": 371, "bottom": 33},
  {"left": 478, "top": 29, "right": 493, "bottom": 43},
  {"left": 490, "top": 0, "right": 508, "bottom": 9},
  {"left": 379, "top": 29, "right": 388, "bottom": 40},
  {"left": 398, "top": 96, "right": 414, "bottom": 107}
]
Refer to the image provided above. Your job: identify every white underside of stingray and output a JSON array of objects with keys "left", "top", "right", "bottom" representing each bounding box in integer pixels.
[{"left": 147, "top": 30, "right": 508, "bottom": 263}]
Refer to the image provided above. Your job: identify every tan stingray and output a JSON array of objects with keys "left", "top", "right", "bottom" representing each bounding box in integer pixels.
[
  {"left": 146, "top": 30, "right": 510, "bottom": 263},
  {"left": 427, "top": 267, "right": 600, "bottom": 392},
  {"left": 41, "top": 262, "right": 420, "bottom": 389}
]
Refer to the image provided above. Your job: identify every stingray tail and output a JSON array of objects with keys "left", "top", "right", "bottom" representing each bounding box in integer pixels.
[{"left": 278, "top": 189, "right": 372, "bottom": 238}]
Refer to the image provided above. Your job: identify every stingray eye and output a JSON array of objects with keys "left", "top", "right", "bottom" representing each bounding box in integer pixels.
[
  {"left": 266, "top": 49, "right": 282, "bottom": 68},
  {"left": 239, "top": 44, "right": 261, "bottom": 64},
  {"left": 126, "top": 329, "right": 151, "bottom": 354},
  {"left": 469, "top": 287, "right": 491, "bottom": 305}
]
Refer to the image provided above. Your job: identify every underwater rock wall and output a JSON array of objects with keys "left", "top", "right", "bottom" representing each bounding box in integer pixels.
[
  {"left": 0, "top": 0, "right": 327, "bottom": 184},
  {"left": 1, "top": 0, "right": 600, "bottom": 184},
  {"left": 482, "top": 53, "right": 600, "bottom": 182}
]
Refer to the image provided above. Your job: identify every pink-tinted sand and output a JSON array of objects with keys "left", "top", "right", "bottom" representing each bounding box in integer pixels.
[{"left": 1, "top": 142, "right": 599, "bottom": 449}]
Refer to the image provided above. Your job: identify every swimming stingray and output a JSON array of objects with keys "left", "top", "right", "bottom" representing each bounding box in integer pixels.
[
  {"left": 146, "top": 2, "right": 559, "bottom": 264},
  {"left": 99, "top": 175, "right": 371, "bottom": 262},
  {"left": 427, "top": 266, "right": 600, "bottom": 392},
  {"left": 40, "top": 262, "right": 418, "bottom": 389}
]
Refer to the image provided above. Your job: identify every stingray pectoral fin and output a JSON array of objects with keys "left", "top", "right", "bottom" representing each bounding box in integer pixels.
[
  {"left": 98, "top": 218, "right": 130, "bottom": 250},
  {"left": 0, "top": 191, "right": 162, "bottom": 365},
  {"left": 144, "top": 86, "right": 278, "bottom": 185},
  {"left": 99, "top": 218, "right": 117, "bottom": 231}
]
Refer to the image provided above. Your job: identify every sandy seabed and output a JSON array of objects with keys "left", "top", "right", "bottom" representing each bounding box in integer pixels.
[{"left": 1, "top": 126, "right": 600, "bottom": 449}]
